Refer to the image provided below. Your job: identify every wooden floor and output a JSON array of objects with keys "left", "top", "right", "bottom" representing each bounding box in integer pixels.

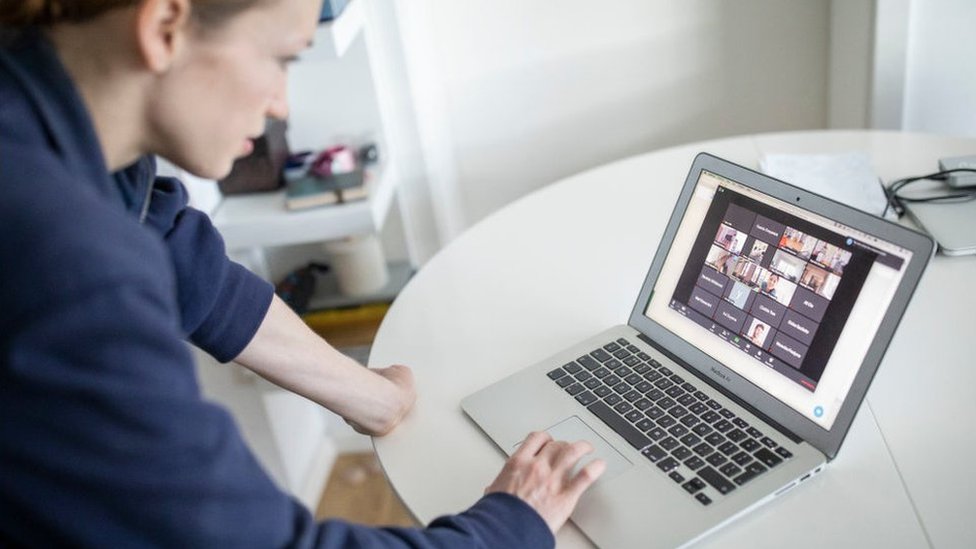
[{"left": 315, "top": 452, "right": 417, "bottom": 528}]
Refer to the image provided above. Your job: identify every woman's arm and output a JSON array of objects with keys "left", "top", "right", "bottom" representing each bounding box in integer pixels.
[{"left": 233, "top": 294, "right": 416, "bottom": 436}]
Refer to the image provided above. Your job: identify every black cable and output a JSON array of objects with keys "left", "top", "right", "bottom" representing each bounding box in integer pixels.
[{"left": 882, "top": 168, "right": 976, "bottom": 218}]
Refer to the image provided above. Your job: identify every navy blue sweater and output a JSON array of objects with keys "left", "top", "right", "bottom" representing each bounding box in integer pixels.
[{"left": 0, "top": 29, "right": 553, "bottom": 548}]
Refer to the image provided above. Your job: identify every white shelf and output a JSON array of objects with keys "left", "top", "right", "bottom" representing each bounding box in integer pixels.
[
  {"left": 304, "top": 0, "right": 364, "bottom": 61},
  {"left": 212, "top": 162, "right": 398, "bottom": 250}
]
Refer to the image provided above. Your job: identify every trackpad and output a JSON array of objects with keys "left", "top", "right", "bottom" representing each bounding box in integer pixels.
[{"left": 514, "top": 416, "right": 633, "bottom": 483}]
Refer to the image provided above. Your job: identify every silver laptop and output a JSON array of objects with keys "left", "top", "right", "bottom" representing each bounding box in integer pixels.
[{"left": 462, "top": 153, "right": 934, "bottom": 548}]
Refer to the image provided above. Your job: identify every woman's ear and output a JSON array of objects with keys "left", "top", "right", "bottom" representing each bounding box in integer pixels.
[{"left": 135, "top": 0, "right": 191, "bottom": 72}]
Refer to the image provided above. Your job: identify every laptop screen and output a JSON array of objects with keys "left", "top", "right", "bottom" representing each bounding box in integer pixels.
[{"left": 644, "top": 169, "right": 912, "bottom": 430}]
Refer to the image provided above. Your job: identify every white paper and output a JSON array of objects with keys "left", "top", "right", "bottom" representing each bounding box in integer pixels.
[{"left": 759, "top": 152, "right": 894, "bottom": 219}]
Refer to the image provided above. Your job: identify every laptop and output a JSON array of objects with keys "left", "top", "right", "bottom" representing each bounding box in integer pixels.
[{"left": 462, "top": 153, "right": 934, "bottom": 548}]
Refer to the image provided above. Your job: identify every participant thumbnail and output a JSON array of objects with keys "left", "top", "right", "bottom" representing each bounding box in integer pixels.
[
  {"left": 745, "top": 318, "right": 771, "bottom": 348},
  {"left": 748, "top": 240, "right": 769, "bottom": 263},
  {"left": 731, "top": 257, "right": 762, "bottom": 287},
  {"left": 811, "top": 241, "right": 852, "bottom": 275},
  {"left": 769, "top": 248, "right": 807, "bottom": 282},
  {"left": 715, "top": 224, "right": 747, "bottom": 255},
  {"left": 727, "top": 280, "right": 753, "bottom": 309},
  {"left": 779, "top": 227, "right": 818, "bottom": 259},
  {"left": 757, "top": 268, "right": 797, "bottom": 306},
  {"left": 705, "top": 244, "right": 737, "bottom": 276}
]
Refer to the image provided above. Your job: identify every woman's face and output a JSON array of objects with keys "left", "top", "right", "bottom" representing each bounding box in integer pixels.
[{"left": 149, "top": 0, "right": 319, "bottom": 179}]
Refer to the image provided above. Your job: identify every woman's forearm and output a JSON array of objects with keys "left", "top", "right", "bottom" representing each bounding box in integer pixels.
[{"left": 232, "top": 295, "right": 415, "bottom": 435}]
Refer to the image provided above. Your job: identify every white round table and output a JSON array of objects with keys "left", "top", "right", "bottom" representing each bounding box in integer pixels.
[{"left": 370, "top": 131, "right": 976, "bottom": 548}]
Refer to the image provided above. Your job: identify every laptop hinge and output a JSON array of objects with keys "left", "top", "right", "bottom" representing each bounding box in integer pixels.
[{"left": 637, "top": 333, "right": 803, "bottom": 444}]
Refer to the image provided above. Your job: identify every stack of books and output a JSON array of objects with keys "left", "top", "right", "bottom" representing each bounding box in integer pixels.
[{"left": 284, "top": 170, "right": 368, "bottom": 211}]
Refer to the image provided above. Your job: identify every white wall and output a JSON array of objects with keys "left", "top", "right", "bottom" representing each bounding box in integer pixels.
[
  {"left": 902, "top": 0, "right": 976, "bottom": 137},
  {"left": 404, "top": 0, "right": 831, "bottom": 227}
]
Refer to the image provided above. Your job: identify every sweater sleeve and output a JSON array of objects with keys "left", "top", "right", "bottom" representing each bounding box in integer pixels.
[{"left": 141, "top": 174, "right": 274, "bottom": 362}]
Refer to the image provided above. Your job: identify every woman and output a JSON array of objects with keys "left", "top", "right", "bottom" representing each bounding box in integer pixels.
[{"left": 0, "top": 0, "right": 603, "bottom": 546}]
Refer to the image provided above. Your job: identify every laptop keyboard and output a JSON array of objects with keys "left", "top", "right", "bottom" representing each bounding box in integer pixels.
[{"left": 547, "top": 337, "right": 794, "bottom": 506}]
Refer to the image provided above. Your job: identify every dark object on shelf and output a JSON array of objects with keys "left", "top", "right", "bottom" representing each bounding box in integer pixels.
[
  {"left": 275, "top": 262, "right": 330, "bottom": 314},
  {"left": 358, "top": 142, "right": 379, "bottom": 165},
  {"left": 218, "top": 118, "right": 289, "bottom": 195},
  {"left": 319, "top": 0, "right": 351, "bottom": 22}
]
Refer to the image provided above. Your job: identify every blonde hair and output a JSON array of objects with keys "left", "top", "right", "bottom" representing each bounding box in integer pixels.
[{"left": 0, "top": 0, "right": 263, "bottom": 27}]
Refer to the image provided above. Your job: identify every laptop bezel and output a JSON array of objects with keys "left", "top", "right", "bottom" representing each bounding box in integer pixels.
[{"left": 627, "top": 153, "right": 934, "bottom": 459}]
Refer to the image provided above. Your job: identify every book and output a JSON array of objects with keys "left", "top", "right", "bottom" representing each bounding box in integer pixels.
[{"left": 284, "top": 170, "right": 367, "bottom": 211}]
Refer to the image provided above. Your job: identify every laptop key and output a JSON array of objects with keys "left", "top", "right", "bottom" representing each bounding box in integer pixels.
[
  {"left": 719, "top": 409, "right": 735, "bottom": 419},
  {"left": 634, "top": 363, "right": 651, "bottom": 375},
  {"left": 656, "top": 416, "right": 677, "bottom": 428},
  {"left": 623, "top": 355, "right": 640, "bottom": 367},
  {"left": 740, "top": 438, "right": 761, "bottom": 452},
  {"left": 634, "top": 398, "right": 652, "bottom": 411},
  {"left": 775, "top": 447, "right": 794, "bottom": 460},
  {"left": 657, "top": 457, "right": 680, "bottom": 473},
  {"left": 694, "top": 391, "right": 710, "bottom": 401},
  {"left": 556, "top": 376, "right": 575, "bottom": 388},
  {"left": 573, "top": 370, "right": 592, "bottom": 382},
  {"left": 605, "top": 359, "right": 622, "bottom": 369},
  {"left": 577, "top": 356, "right": 598, "bottom": 371},
  {"left": 732, "top": 451, "right": 753, "bottom": 466},
  {"left": 706, "top": 399, "right": 723, "bottom": 410},
  {"left": 672, "top": 447, "right": 692, "bottom": 461},
  {"left": 613, "top": 348, "right": 630, "bottom": 359},
  {"left": 699, "top": 467, "right": 736, "bottom": 495},
  {"left": 646, "top": 389, "right": 665, "bottom": 401},
  {"left": 658, "top": 366, "right": 673, "bottom": 376},
  {"left": 680, "top": 414, "right": 700, "bottom": 428},
  {"left": 692, "top": 442, "right": 714, "bottom": 457},
  {"left": 626, "top": 344, "right": 640, "bottom": 353},
  {"left": 635, "top": 381, "right": 654, "bottom": 393},
  {"left": 614, "top": 401, "right": 633, "bottom": 415},
  {"left": 754, "top": 448, "right": 783, "bottom": 468},
  {"left": 565, "top": 383, "right": 585, "bottom": 396},
  {"left": 583, "top": 378, "right": 601, "bottom": 390},
  {"left": 647, "top": 427, "right": 666, "bottom": 440},
  {"left": 682, "top": 477, "right": 706, "bottom": 494},
  {"left": 713, "top": 420, "right": 733, "bottom": 433},
  {"left": 695, "top": 493, "right": 712, "bottom": 506},
  {"left": 682, "top": 382, "right": 697, "bottom": 393},
  {"left": 670, "top": 373, "right": 685, "bottom": 385},
  {"left": 677, "top": 394, "right": 697, "bottom": 406},
  {"left": 591, "top": 348, "right": 612, "bottom": 362},
  {"left": 642, "top": 445, "right": 667, "bottom": 462},
  {"left": 657, "top": 397, "right": 676, "bottom": 410},
  {"left": 667, "top": 424, "right": 689, "bottom": 438},
  {"left": 604, "top": 394, "right": 623, "bottom": 406},
  {"left": 733, "top": 462, "right": 768, "bottom": 486},
  {"left": 575, "top": 391, "right": 597, "bottom": 406},
  {"left": 638, "top": 352, "right": 651, "bottom": 361},
  {"left": 643, "top": 371, "right": 662, "bottom": 383},
  {"left": 719, "top": 462, "right": 741, "bottom": 477},
  {"left": 666, "top": 386, "right": 684, "bottom": 398},
  {"left": 732, "top": 418, "right": 749, "bottom": 429},
  {"left": 591, "top": 366, "right": 610, "bottom": 378},
  {"left": 635, "top": 418, "right": 655, "bottom": 431},
  {"left": 612, "top": 382, "right": 630, "bottom": 395},
  {"left": 705, "top": 432, "right": 725, "bottom": 446},
  {"left": 681, "top": 433, "right": 702, "bottom": 447},
  {"left": 603, "top": 375, "right": 621, "bottom": 387},
  {"left": 625, "top": 410, "right": 644, "bottom": 423},
  {"left": 594, "top": 385, "right": 612, "bottom": 398},
  {"left": 616, "top": 338, "right": 630, "bottom": 346},
  {"left": 706, "top": 453, "right": 727, "bottom": 467},
  {"left": 547, "top": 368, "right": 567, "bottom": 380},
  {"left": 604, "top": 342, "right": 620, "bottom": 352},
  {"left": 718, "top": 441, "right": 739, "bottom": 456},
  {"left": 692, "top": 423, "right": 713, "bottom": 437},
  {"left": 669, "top": 471, "right": 685, "bottom": 484},
  {"left": 587, "top": 401, "right": 651, "bottom": 450},
  {"left": 645, "top": 406, "right": 665, "bottom": 420},
  {"left": 624, "top": 390, "right": 642, "bottom": 403},
  {"left": 684, "top": 456, "right": 706, "bottom": 471},
  {"left": 727, "top": 429, "right": 747, "bottom": 443},
  {"left": 625, "top": 373, "right": 643, "bottom": 385},
  {"left": 689, "top": 402, "right": 708, "bottom": 415},
  {"left": 747, "top": 427, "right": 764, "bottom": 439},
  {"left": 761, "top": 436, "right": 778, "bottom": 449},
  {"left": 659, "top": 437, "right": 680, "bottom": 451}
]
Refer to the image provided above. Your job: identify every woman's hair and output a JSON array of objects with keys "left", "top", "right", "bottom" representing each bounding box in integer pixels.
[{"left": 0, "top": 0, "right": 263, "bottom": 28}]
